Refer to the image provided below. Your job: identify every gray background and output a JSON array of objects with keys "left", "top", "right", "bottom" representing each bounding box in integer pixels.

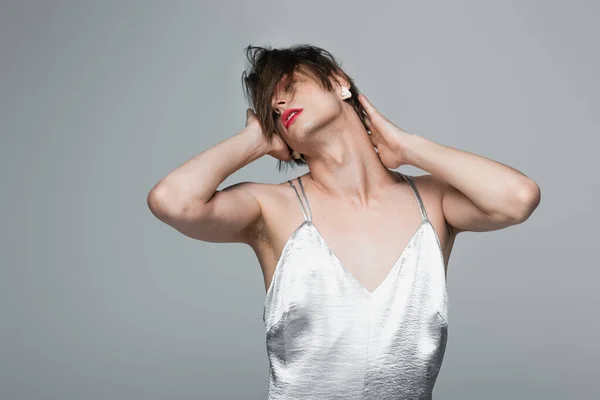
[{"left": 1, "top": 0, "right": 597, "bottom": 399}]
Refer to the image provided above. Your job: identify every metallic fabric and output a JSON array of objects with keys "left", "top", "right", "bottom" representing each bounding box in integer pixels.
[{"left": 263, "top": 171, "right": 449, "bottom": 400}]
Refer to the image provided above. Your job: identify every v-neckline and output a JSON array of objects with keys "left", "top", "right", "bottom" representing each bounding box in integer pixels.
[{"left": 309, "top": 220, "right": 426, "bottom": 296}]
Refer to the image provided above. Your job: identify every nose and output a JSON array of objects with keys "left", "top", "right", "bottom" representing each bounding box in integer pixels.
[{"left": 273, "top": 99, "right": 287, "bottom": 115}]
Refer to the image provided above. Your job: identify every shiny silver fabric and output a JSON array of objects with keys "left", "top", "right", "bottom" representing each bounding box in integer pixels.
[{"left": 263, "top": 171, "right": 449, "bottom": 400}]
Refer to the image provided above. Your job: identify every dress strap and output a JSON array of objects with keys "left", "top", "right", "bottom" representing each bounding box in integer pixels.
[
  {"left": 396, "top": 171, "right": 428, "bottom": 222},
  {"left": 287, "top": 175, "right": 313, "bottom": 222}
]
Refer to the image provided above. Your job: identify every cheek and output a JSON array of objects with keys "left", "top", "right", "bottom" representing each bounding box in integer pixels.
[
  {"left": 305, "top": 91, "right": 338, "bottom": 111},
  {"left": 316, "top": 96, "right": 344, "bottom": 117},
  {"left": 299, "top": 98, "right": 340, "bottom": 128}
]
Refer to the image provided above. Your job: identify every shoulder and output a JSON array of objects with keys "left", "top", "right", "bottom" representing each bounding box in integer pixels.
[
  {"left": 401, "top": 172, "right": 454, "bottom": 239},
  {"left": 238, "top": 176, "right": 298, "bottom": 207},
  {"left": 234, "top": 176, "right": 303, "bottom": 247},
  {"left": 406, "top": 172, "right": 450, "bottom": 198}
]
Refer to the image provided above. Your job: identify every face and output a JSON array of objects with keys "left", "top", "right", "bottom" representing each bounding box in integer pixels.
[{"left": 270, "top": 70, "right": 348, "bottom": 148}]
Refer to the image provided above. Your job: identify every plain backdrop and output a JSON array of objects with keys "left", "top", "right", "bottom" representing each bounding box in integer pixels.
[{"left": 1, "top": 1, "right": 598, "bottom": 399}]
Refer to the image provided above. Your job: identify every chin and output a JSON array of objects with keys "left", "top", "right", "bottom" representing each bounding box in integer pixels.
[{"left": 293, "top": 120, "right": 318, "bottom": 138}]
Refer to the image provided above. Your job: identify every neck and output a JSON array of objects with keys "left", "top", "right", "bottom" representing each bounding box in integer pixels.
[{"left": 302, "top": 106, "right": 398, "bottom": 205}]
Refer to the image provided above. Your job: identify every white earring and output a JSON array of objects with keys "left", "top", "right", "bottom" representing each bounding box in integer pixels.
[{"left": 340, "top": 86, "right": 351, "bottom": 99}]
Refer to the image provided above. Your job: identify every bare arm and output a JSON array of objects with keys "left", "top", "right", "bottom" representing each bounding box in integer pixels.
[
  {"left": 357, "top": 93, "right": 541, "bottom": 236},
  {"left": 404, "top": 134, "right": 541, "bottom": 235},
  {"left": 146, "top": 109, "right": 290, "bottom": 244}
]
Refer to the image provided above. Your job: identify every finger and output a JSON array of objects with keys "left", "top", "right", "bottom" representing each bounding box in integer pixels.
[
  {"left": 359, "top": 94, "right": 378, "bottom": 116},
  {"left": 364, "top": 116, "right": 375, "bottom": 134},
  {"left": 369, "top": 130, "right": 380, "bottom": 146}
]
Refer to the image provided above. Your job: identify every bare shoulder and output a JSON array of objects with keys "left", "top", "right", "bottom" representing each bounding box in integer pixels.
[
  {"left": 408, "top": 173, "right": 450, "bottom": 203},
  {"left": 239, "top": 175, "right": 310, "bottom": 284},
  {"left": 404, "top": 172, "right": 456, "bottom": 259},
  {"left": 235, "top": 175, "right": 304, "bottom": 249}
]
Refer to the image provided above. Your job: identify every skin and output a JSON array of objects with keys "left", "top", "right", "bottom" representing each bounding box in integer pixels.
[{"left": 147, "top": 70, "right": 541, "bottom": 294}]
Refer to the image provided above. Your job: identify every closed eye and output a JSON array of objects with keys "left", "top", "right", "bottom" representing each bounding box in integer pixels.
[{"left": 271, "top": 80, "right": 295, "bottom": 117}]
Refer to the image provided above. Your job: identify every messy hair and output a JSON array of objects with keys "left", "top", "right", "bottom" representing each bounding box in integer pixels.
[{"left": 240, "top": 43, "right": 368, "bottom": 172}]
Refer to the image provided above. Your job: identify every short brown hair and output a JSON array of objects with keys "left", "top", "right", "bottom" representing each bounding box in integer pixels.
[{"left": 241, "top": 43, "right": 367, "bottom": 171}]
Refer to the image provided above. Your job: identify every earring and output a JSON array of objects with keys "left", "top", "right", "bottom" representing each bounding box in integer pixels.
[
  {"left": 340, "top": 86, "right": 351, "bottom": 99},
  {"left": 292, "top": 151, "right": 301, "bottom": 159}
]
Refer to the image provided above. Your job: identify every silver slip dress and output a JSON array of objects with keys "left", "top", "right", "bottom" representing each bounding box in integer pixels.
[{"left": 263, "top": 171, "right": 449, "bottom": 400}]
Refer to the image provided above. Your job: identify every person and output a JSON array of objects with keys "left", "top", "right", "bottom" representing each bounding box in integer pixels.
[{"left": 147, "top": 44, "right": 541, "bottom": 399}]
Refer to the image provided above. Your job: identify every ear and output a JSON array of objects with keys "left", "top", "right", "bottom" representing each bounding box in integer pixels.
[{"left": 330, "top": 72, "right": 350, "bottom": 90}]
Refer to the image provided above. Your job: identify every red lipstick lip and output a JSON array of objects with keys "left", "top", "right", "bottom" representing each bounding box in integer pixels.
[{"left": 282, "top": 108, "right": 303, "bottom": 129}]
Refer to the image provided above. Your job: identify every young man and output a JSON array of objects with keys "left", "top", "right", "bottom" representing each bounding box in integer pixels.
[{"left": 147, "top": 44, "right": 540, "bottom": 399}]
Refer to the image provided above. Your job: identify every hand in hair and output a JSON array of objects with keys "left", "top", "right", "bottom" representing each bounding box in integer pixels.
[
  {"left": 359, "top": 94, "right": 414, "bottom": 169},
  {"left": 245, "top": 108, "right": 292, "bottom": 162}
]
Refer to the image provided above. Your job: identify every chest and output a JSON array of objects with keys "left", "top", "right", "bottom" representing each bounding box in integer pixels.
[
  {"left": 263, "top": 220, "right": 449, "bottom": 332},
  {"left": 310, "top": 217, "right": 425, "bottom": 294}
]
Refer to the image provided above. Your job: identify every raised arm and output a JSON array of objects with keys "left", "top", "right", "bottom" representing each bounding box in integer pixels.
[
  {"left": 146, "top": 109, "right": 291, "bottom": 244},
  {"left": 358, "top": 93, "right": 541, "bottom": 235},
  {"left": 398, "top": 133, "right": 540, "bottom": 234}
]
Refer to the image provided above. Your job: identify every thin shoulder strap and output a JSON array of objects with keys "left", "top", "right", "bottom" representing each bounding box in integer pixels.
[
  {"left": 287, "top": 175, "right": 313, "bottom": 222},
  {"left": 396, "top": 171, "right": 428, "bottom": 222}
]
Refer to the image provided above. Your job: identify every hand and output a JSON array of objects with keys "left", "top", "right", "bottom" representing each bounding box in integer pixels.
[
  {"left": 245, "top": 108, "right": 292, "bottom": 162},
  {"left": 358, "top": 94, "right": 413, "bottom": 169}
]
